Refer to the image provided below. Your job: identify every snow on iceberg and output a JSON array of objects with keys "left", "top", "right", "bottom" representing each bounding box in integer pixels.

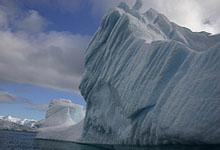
[
  {"left": 36, "top": 99, "right": 85, "bottom": 141},
  {"left": 79, "top": 0, "right": 220, "bottom": 145}
]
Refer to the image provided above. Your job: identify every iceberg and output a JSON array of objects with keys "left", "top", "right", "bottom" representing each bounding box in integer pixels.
[
  {"left": 36, "top": 99, "right": 85, "bottom": 141},
  {"left": 79, "top": 0, "right": 220, "bottom": 145}
]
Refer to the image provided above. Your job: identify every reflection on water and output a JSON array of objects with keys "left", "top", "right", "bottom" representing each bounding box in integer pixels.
[{"left": 0, "top": 130, "right": 219, "bottom": 150}]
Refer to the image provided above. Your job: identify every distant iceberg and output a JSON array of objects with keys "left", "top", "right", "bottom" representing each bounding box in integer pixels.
[
  {"left": 79, "top": 0, "right": 220, "bottom": 145},
  {"left": 36, "top": 99, "right": 85, "bottom": 141}
]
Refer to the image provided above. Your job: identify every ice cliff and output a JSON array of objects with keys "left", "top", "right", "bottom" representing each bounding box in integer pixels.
[
  {"left": 36, "top": 99, "right": 85, "bottom": 141},
  {"left": 79, "top": 0, "right": 220, "bottom": 145}
]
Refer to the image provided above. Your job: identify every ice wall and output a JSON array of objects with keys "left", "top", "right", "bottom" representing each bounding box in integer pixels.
[{"left": 79, "top": 0, "right": 220, "bottom": 145}]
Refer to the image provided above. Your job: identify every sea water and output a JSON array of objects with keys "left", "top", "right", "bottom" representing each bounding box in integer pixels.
[{"left": 0, "top": 130, "right": 219, "bottom": 150}]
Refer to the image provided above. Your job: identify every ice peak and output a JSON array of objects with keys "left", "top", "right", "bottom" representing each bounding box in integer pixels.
[
  {"left": 132, "top": 0, "right": 143, "bottom": 11},
  {"left": 146, "top": 8, "right": 159, "bottom": 16},
  {"left": 143, "top": 8, "right": 160, "bottom": 21},
  {"left": 118, "top": 2, "right": 130, "bottom": 12}
]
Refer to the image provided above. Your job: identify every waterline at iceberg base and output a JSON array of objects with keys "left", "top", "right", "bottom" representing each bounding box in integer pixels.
[{"left": 79, "top": 0, "right": 220, "bottom": 145}]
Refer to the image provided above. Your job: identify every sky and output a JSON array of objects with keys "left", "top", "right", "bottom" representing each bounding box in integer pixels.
[{"left": 0, "top": 0, "right": 220, "bottom": 120}]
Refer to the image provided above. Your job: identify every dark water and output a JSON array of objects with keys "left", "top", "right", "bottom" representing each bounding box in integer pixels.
[{"left": 0, "top": 130, "right": 219, "bottom": 150}]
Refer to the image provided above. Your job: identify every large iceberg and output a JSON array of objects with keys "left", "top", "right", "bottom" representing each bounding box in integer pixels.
[
  {"left": 79, "top": 0, "right": 220, "bottom": 145},
  {"left": 36, "top": 99, "right": 85, "bottom": 141}
]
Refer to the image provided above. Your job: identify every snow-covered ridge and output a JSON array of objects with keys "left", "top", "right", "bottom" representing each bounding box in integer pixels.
[
  {"left": 79, "top": 0, "right": 220, "bottom": 145},
  {"left": 0, "top": 115, "right": 38, "bottom": 131},
  {"left": 0, "top": 115, "right": 37, "bottom": 127}
]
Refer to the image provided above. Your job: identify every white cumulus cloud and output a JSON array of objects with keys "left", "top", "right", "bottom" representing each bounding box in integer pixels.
[{"left": 0, "top": 1, "right": 91, "bottom": 93}]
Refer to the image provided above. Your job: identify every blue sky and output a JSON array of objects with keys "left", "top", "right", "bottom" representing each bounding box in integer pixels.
[
  {"left": 0, "top": 0, "right": 219, "bottom": 120},
  {"left": 14, "top": 0, "right": 101, "bottom": 35}
]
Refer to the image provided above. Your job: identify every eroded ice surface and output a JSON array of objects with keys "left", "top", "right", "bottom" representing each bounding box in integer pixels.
[
  {"left": 79, "top": 0, "right": 220, "bottom": 145},
  {"left": 36, "top": 99, "right": 85, "bottom": 141}
]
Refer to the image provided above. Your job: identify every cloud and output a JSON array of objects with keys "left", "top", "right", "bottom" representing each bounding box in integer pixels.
[
  {"left": 16, "top": 10, "right": 47, "bottom": 33},
  {"left": 0, "top": 90, "right": 48, "bottom": 111},
  {"left": 27, "top": 104, "right": 48, "bottom": 112},
  {"left": 196, "top": 0, "right": 220, "bottom": 33},
  {"left": 17, "top": 97, "right": 48, "bottom": 112},
  {"left": 0, "top": 9, "right": 8, "bottom": 29},
  {"left": 0, "top": 30, "right": 90, "bottom": 92},
  {"left": 90, "top": 0, "right": 220, "bottom": 34},
  {"left": 138, "top": 0, "right": 220, "bottom": 34},
  {"left": 0, "top": 91, "right": 16, "bottom": 103},
  {"left": 0, "top": 1, "right": 91, "bottom": 92}
]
